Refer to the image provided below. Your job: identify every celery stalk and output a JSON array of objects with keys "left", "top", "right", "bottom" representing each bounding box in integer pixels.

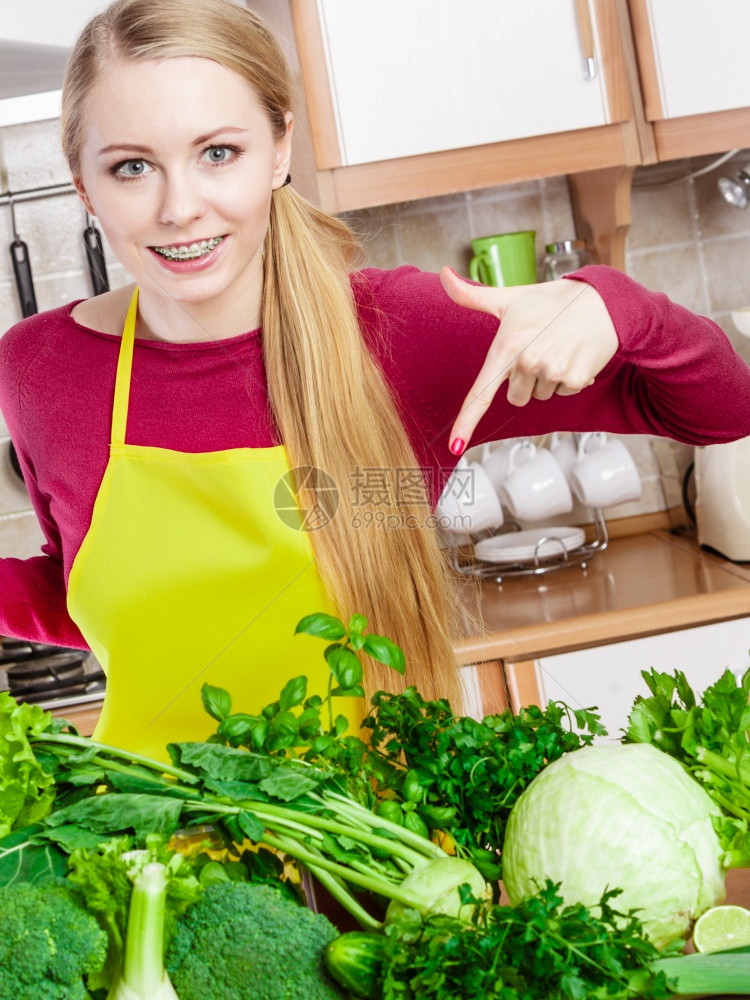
[
  {"left": 107, "top": 861, "right": 179, "bottom": 1000},
  {"left": 652, "top": 948, "right": 750, "bottom": 996}
]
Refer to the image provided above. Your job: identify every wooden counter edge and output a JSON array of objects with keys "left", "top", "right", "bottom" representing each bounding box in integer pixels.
[{"left": 453, "top": 590, "right": 750, "bottom": 665}]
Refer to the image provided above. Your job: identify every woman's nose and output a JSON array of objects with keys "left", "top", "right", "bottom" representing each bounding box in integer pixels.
[{"left": 156, "top": 170, "right": 206, "bottom": 228}]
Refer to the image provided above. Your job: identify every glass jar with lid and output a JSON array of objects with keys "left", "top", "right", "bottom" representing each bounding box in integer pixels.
[{"left": 542, "top": 239, "right": 591, "bottom": 281}]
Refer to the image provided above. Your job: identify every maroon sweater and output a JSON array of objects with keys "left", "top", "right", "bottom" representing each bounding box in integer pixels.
[{"left": 2, "top": 264, "right": 749, "bottom": 649}]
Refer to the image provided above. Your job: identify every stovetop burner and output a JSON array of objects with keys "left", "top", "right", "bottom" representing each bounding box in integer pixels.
[{"left": 0, "top": 637, "right": 105, "bottom": 709}]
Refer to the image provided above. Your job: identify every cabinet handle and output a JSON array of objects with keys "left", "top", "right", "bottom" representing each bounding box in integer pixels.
[{"left": 575, "top": 0, "right": 597, "bottom": 79}]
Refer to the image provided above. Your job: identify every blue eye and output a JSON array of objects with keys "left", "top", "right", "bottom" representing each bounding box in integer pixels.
[
  {"left": 202, "top": 145, "right": 240, "bottom": 165},
  {"left": 113, "top": 159, "right": 152, "bottom": 179}
]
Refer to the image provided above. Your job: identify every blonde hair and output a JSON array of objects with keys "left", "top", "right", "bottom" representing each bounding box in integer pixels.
[{"left": 61, "top": 0, "right": 471, "bottom": 708}]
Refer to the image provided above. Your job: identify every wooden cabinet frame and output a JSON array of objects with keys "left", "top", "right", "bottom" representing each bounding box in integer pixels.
[{"left": 288, "top": 0, "right": 749, "bottom": 272}]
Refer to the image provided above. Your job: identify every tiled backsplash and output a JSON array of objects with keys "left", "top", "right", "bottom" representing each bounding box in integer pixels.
[{"left": 2, "top": 115, "right": 750, "bottom": 558}]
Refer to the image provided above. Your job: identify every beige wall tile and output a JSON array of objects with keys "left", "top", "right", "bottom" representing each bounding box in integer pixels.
[
  {"left": 0, "top": 510, "right": 45, "bottom": 559},
  {"left": 469, "top": 192, "right": 543, "bottom": 241},
  {"left": 343, "top": 206, "right": 402, "bottom": 270},
  {"left": 701, "top": 235, "right": 750, "bottom": 313},
  {"left": 629, "top": 177, "right": 694, "bottom": 251},
  {"left": 396, "top": 201, "right": 473, "bottom": 275},
  {"left": 627, "top": 244, "right": 709, "bottom": 315},
  {"left": 6, "top": 192, "right": 89, "bottom": 276},
  {"left": 541, "top": 175, "right": 577, "bottom": 247},
  {"left": 1, "top": 281, "right": 20, "bottom": 333},
  {"left": 2, "top": 119, "right": 69, "bottom": 191},
  {"left": 693, "top": 149, "right": 750, "bottom": 240}
]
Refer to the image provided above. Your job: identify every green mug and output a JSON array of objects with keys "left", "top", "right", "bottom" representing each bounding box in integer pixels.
[{"left": 469, "top": 230, "right": 537, "bottom": 287}]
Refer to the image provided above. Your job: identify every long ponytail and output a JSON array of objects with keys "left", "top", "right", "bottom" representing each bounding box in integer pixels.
[{"left": 263, "top": 188, "right": 467, "bottom": 706}]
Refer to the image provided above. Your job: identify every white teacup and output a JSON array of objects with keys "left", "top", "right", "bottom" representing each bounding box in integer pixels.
[
  {"left": 549, "top": 431, "right": 578, "bottom": 481},
  {"left": 500, "top": 440, "right": 573, "bottom": 522},
  {"left": 436, "top": 456, "right": 504, "bottom": 534},
  {"left": 570, "top": 432, "right": 642, "bottom": 508},
  {"left": 480, "top": 440, "right": 520, "bottom": 492}
]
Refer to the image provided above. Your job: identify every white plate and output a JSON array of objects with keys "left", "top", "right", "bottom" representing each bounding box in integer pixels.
[{"left": 474, "top": 526, "right": 586, "bottom": 565}]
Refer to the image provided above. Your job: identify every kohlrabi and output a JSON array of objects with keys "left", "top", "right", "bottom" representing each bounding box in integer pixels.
[{"left": 501, "top": 743, "right": 726, "bottom": 949}]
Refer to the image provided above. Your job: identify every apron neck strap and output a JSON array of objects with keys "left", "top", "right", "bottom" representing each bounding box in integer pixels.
[{"left": 112, "top": 287, "right": 139, "bottom": 446}]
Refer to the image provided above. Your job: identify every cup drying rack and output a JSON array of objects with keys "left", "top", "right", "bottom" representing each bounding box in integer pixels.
[{"left": 446, "top": 506, "right": 610, "bottom": 582}]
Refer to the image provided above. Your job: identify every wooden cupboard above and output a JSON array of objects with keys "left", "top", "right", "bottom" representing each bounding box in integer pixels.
[
  {"left": 628, "top": 0, "right": 750, "bottom": 161},
  {"left": 284, "top": 0, "right": 750, "bottom": 271}
]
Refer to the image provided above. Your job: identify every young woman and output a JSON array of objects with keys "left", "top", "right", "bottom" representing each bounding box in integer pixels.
[{"left": 1, "top": 0, "right": 749, "bottom": 759}]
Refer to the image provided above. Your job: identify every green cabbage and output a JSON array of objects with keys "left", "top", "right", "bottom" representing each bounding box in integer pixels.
[{"left": 502, "top": 743, "right": 726, "bottom": 949}]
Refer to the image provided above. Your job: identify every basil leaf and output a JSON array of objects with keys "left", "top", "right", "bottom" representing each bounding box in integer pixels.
[
  {"left": 325, "top": 645, "right": 362, "bottom": 688},
  {"left": 295, "top": 612, "right": 347, "bottom": 640},
  {"left": 201, "top": 683, "right": 232, "bottom": 722},
  {"left": 361, "top": 634, "right": 406, "bottom": 674},
  {"left": 279, "top": 675, "right": 308, "bottom": 712}
]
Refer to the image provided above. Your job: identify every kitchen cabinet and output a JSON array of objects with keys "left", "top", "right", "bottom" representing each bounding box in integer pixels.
[
  {"left": 628, "top": 0, "right": 750, "bottom": 160},
  {"left": 288, "top": 0, "right": 639, "bottom": 266},
  {"left": 284, "top": 0, "right": 750, "bottom": 269},
  {"left": 303, "top": 1, "right": 616, "bottom": 167},
  {"left": 509, "top": 617, "right": 750, "bottom": 737}
]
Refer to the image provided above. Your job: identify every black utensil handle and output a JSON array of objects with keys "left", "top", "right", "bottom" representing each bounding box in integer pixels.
[
  {"left": 8, "top": 441, "right": 25, "bottom": 484},
  {"left": 84, "top": 225, "right": 109, "bottom": 295},
  {"left": 10, "top": 238, "right": 38, "bottom": 317}
]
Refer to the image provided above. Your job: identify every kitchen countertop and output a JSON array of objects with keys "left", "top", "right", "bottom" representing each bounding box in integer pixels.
[
  {"left": 55, "top": 528, "right": 750, "bottom": 736},
  {"left": 454, "top": 529, "right": 750, "bottom": 666}
]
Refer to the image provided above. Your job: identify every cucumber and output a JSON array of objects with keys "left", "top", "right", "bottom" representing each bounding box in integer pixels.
[{"left": 324, "top": 931, "right": 388, "bottom": 999}]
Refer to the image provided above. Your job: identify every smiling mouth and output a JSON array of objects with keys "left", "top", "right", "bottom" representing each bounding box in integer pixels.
[{"left": 150, "top": 236, "right": 225, "bottom": 261}]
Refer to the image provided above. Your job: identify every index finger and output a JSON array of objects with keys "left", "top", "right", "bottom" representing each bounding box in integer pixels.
[{"left": 448, "top": 347, "right": 516, "bottom": 456}]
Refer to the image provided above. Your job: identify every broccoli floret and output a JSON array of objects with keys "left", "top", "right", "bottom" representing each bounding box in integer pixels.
[
  {"left": 166, "top": 881, "right": 347, "bottom": 1000},
  {"left": 0, "top": 879, "right": 108, "bottom": 1000}
]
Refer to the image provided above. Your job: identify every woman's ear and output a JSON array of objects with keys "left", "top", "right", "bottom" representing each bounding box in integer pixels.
[
  {"left": 73, "top": 176, "right": 96, "bottom": 217},
  {"left": 272, "top": 112, "right": 294, "bottom": 190}
]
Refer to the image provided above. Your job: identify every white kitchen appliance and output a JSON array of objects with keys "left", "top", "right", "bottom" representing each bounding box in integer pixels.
[
  {"left": 694, "top": 438, "right": 750, "bottom": 561},
  {"left": 693, "top": 308, "right": 750, "bottom": 562}
]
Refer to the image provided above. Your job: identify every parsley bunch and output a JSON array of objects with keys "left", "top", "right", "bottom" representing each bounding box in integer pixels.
[
  {"left": 362, "top": 687, "right": 606, "bottom": 880},
  {"left": 378, "top": 881, "right": 670, "bottom": 1000}
]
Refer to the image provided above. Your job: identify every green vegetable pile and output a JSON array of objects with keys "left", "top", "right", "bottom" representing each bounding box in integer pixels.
[{"left": 1, "top": 612, "right": 749, "bottom": 999}]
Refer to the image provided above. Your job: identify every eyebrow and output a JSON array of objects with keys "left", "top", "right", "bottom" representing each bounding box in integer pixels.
[{"left": 97, "top": 126, "right": 248, "bottom": 156}]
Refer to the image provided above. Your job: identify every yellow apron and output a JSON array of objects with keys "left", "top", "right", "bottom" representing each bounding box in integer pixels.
[{"left": 67, "top": 289, "right": 358, "bottom": 760}]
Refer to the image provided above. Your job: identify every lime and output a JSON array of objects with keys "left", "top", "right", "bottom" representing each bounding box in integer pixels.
[{"left": 693, "top": 904, "right": 750, "bottom": 953}]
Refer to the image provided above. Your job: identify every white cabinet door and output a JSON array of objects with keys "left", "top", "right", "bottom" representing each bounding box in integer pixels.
[
  {"left": 535, "top": 618, "right": 750, "bottom": 739},
  {"left": 639, "top": 0, "right": 750, "bottom": 118},
  {"left": 316, "top": 0, "right": 610, "bottom": 165}
]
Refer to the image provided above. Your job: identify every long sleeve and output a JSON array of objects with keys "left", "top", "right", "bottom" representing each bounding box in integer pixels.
[
  {"left": 565, "top": 265, "right": 750, "bottom": 443},
  {"left": 0, "top": 554, "right": 89, "bottom": 647},
  {"left": 0, "top": 312, "right": 89, "bottom": 646},
  {"left": 356, "top": 264, "right": 750, "bottom": 503}
]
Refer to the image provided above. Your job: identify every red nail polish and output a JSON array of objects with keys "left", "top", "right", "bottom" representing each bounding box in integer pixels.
[{"left": 450, "top": 437, "right": 466, "bottom": 456}]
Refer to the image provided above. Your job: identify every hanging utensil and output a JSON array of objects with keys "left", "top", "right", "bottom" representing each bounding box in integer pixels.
[
  {"left": 8, "top": 194, "right": 38, "bottom": 317},
  {"left": 8, "top": 440, "right": 24, "bottom": 485},
  {"left": 83, "top": 211, "right": 109, "bottom": 295}
]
